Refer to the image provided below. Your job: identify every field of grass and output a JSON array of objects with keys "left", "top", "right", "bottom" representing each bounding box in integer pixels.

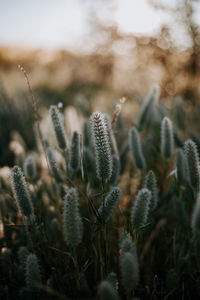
[{"left": 0, "top": 68, "right": 200, "bottom": 300}]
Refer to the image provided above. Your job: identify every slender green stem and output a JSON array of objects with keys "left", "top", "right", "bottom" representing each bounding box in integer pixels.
[{"left": 72, "top": 248, "right": 80, "bottom": 290}]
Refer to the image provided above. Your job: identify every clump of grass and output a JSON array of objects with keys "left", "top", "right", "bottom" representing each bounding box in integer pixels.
[{"left": 4, "top": 80, "right": 200, "bottom": 300}]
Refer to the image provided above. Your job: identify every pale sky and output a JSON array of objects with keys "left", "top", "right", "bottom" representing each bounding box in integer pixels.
[{"left": 0, "top": 0, "right": 199, "bottom": 51}]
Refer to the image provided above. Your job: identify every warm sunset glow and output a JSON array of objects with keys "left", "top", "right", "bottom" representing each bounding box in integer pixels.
[{"left": 0, "top": 0, "right": 194, "bottom": 50}]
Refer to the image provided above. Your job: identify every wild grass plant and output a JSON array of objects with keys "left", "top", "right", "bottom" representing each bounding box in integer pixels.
[{"left": 0, "top": 81, "right": 200, "bottom": 300}]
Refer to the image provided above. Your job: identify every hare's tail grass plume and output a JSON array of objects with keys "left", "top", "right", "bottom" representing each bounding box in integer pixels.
[
  {"left": 49, "top": 105, "right": 68, "bottom": 150},
  {"left": 184, "top": 139, "right": 200, "bottom": 190},
  {"left": 131, "top": 188, "right": 151, "bottom": 229},
  {"left": 25, "top": 253, "right": 41, "bottom": 291},
  {"left": 161, "top": 116, "right": 174, "bottom": 159},
  {"left": 11, "top": 166, "right": 34, "bottom": 218},
  {"left": 90, "top": 112, "right": 112, "bottom": 182},
  {"left": 128, "top": 127, "right": 146, "bottom": 170},
  {"left": 98, "top": 186, "right": 121, "bottom": 223},
  {"left": 63, "top": 188, "right": 83, "bottom": 248}
]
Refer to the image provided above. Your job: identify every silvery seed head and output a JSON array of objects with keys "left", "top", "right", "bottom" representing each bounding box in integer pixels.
[
  {"left": 98, "top": 280, "right": 119, "bottom": 300},
  {"left": 137, "top": 84, "right": 160, "bottom": 130},
  {"left": 128, "top": 127, "right": 146, "bottom": 170},
  {"left": 191, "top": 193, "right": 200, "bottom": 233},
  {"left": 25, "top": 253, "right": 41, "bottom": 291},
  {"left": 46, "top": 147, "right": 63, "bottom": 183},
  {"left": 144, "top": 170, "right": 158, "bottom": 210},
  {"left": 18, "top": 246, "right": 30, "bottom": 270},
  {"left": 184, "top": 139, "right": 200, "bottom": 190},
  {"left": 50, "top": 105, "right": 67, "bottom": 150},
  {"left": 131, "top": 188, "right": 151, "bottom": 228},
  {"left": 90, "top": 112, "right": 112, "bottom": 182},
  {"left": 83, "top": 120, "right": 91, "bottom": 147},
  {"left": 161, "top": 117, "right": 174, "bottom": 159},
  {"left": 119, "top": 231, "right": 136, "bottom": 256},
  {"left": 63, "top": 188, "right": 83, "bottom": 247},
  {"left": 24, "top": 155, "right": 37, "bottom": 180},
  {"left": 98, "top": 186, "right": 121, "bottom": 223},
  {"left": 109, "top": 154, "right": 120, "bottom": 186},
  {"left": 176, "top": 148, "right": 186, "bottom": 184},
  {"left": 120, "top": 251, "right": 139, "bottom": 291},
  {"left": 68, "top": 131, "right": 81, "bottom": 172},
  {"left": 11, "top": 166, "right": 34, "bottom": 217}
]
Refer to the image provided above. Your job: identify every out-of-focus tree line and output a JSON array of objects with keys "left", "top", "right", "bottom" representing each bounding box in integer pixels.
[{"left": 1, "top": 0, "right": 200, "bottom": 102}]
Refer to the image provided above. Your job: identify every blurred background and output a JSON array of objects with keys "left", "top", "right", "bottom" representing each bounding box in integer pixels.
[
  {"left": 1, "top": 0, "right": 200, "bottom": 166},
  {"left": 1, "top": 0, "right": 200, "bottom": 98}
]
